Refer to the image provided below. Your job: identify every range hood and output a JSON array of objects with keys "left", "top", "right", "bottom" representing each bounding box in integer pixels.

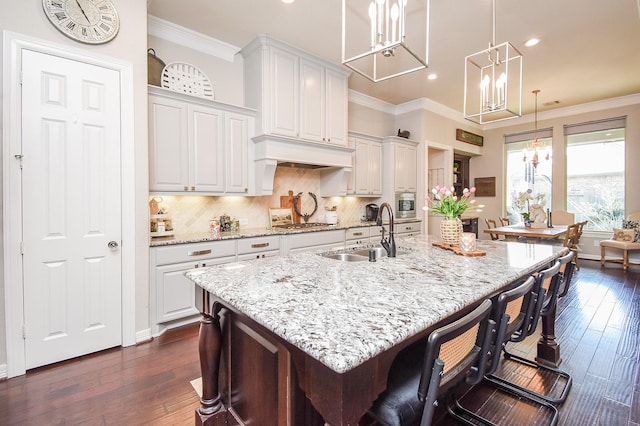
[{"left": 252, "top": 134, "right": 354, "bottom": 196}]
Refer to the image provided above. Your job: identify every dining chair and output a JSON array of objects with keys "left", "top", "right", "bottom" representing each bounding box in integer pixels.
[
  {"left": 552, "top": 210, "right": 575, "bottom": 225},
  {"left": 367, "top": 299, "right": 494, "bottom": 426},
  {"left": 499, "top": 217, "right": 510, "bottom": 226},
  {"left": 448, "top": 275, "right": 559, "bottom": 425},
  {"left": 562, "top": 223, "right": 581, "bottom": 269},
  {"left": 484, "top": 218, "right": 500, "bottom": 241}
]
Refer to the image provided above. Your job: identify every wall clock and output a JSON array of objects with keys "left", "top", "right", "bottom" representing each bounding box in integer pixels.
[{"left": 42, "top": 0, "right": 120, "bottom": 44}]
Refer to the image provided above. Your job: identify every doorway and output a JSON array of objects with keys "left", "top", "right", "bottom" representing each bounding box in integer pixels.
[{"left": 3, "top": 33, "right": 136, "bottom": 377}]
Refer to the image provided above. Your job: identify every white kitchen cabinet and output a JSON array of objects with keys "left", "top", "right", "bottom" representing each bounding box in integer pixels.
[
  {"left": 382, "top": 136, "right": 419, "bottom": 196},
  {"left": 395, "top": 221, "right": 422, "bottom": 237},
  {"left": 148, "top": 86, "right": 255, "bottom": 194},
  {"left": 242, "top": 35, "right": 349, "bottom": 147},
  {"left": 268, "top": 46, "right": 299, "bottom": 137},
  {"left": 225, "top": 112, "right": 251, "bottom": 193},
  {"left": 287, "top": 230, "right": 345, "bottom": 254},
  {"left": 345, "top": 227, "right": 373, "bottom": 246},
  {"left": 237, "top": 235, "right": 282, "bottom": 260},
  {"left": 353, "top": 135, "right": 383, "bottom": 196},
  {"left": 150, "top": 240, "right": 236, "bottom": 335}
]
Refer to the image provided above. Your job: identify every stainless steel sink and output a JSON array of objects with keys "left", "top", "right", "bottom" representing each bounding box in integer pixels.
[
  {"left": 321, "top": 247, "right": 409, "bottom": 262},
  {"left": 321, "top": 253, "right": 368, "bottom": 262},
  {"left": 351, "top": 247, "right": 409, "bottom": 259}
]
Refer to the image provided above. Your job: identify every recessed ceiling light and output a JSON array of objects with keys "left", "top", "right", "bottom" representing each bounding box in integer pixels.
[
  {"left": 427, "top": 73, "right": 437, "bottom": 80},
  {"left": 282, "top": 0, "right": 295, "bottom": 3},
  {"left": 524, "top": 38, "right": 540, "bottom": 47}
]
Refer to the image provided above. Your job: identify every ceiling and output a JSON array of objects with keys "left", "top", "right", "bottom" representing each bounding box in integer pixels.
[{"left": 147, "top": 0, "right": 640, "bottom": 117}]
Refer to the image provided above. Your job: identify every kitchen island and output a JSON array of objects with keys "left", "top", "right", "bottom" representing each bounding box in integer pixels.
[{"left": 185, "top": 235, "right": 568, "bottom": 425}]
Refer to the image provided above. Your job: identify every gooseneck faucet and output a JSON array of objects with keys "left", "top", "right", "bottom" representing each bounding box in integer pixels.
[{"left": 376, "top": 202, "right": 396, "bottom": 257}]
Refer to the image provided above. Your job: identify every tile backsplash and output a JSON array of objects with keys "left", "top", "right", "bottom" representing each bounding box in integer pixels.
[{"left": 150, "top": 167, "right": 383, "bottom": 234}]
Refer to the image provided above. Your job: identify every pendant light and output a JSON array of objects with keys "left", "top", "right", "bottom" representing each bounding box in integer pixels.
[
  {"left": 523, "top": 89, "right": 549, "bottom": 174},
  {"left": 464, "top": 0, "right": 522, "bottom": 124},
  {"left": 341, "top": 0, "right": 430, "bottom": 82}
]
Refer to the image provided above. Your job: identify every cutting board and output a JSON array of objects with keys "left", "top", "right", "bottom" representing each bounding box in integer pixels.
[
  {"left": 280, "top": 190, "right": 300, "bottom": 224},
  {"left": 432, "top": 241, "right": 486, "bottom": 256}
]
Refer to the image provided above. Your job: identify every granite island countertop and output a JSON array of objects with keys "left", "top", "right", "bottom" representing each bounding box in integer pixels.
[{"left": 185, "top": 234, "right": 567, "bottom": 374}]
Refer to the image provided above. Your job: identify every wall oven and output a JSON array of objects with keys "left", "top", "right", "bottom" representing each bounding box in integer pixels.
[{"left": 395, "top": 192, "right": 416, "bottom": 219}]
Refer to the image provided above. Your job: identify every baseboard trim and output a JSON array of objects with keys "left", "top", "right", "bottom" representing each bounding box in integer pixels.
[
  {"left": 135, "top": 328, "right": 153, "bottom": 344},
  {"left": 0, "top": 363, "right": 7, "bottom": 380}
]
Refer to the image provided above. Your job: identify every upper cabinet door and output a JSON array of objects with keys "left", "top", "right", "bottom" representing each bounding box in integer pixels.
[
  {"left": 270, "top": 47, "right": 299, "bottom": 137},
  {"left": 325, "top": 68, "right": 348, "bottom": 147},
  {"left": 299, "top": 58, "right": 325, "bottom": 142},
  {"left": 225, "top": 112, "right": 251, "bottom": 193},
  {"left": 189, "top": 104, "right": 225, "bottom": 193},
  {"left": 149, "top": 95, "right": 189, "bottom": 192}
]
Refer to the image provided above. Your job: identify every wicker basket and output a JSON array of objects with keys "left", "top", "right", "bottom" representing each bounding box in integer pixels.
[
  {"left": 160, "top": 62, "right": 214, "bottom": 99},
  {"left": 440, "top": 218, "right": 463, "bottom": 245}
]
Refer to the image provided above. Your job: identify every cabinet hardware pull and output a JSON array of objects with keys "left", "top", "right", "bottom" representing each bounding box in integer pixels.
[
  {"left": 353, "top": 232, "right": 363, "bottom": 236},
  {"left": 188, "top": 249, "right": 212, "bottom": 256},
  {"left": 251, "top": 242, "right": 269, "bottom": 248}
]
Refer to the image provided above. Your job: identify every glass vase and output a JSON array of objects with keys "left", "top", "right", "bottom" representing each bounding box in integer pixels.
[{"left": 440, "top": 217, "right": 463, "bottom": 245}]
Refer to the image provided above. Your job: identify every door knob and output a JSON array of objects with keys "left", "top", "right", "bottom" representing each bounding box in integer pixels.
[{"left": 108, "top": 241, "right": 119, "bottom": 249}]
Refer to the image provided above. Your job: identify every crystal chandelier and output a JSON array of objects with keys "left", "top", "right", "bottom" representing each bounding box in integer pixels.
[
  {"left": 341, "top": 0, "right": 430, "bottom": 82},
  {"left": 523, "top": 89, "right": 549, "bottom": 171},
  {"left": 464, "top": 0, "right": 522, "bottom": 124}
]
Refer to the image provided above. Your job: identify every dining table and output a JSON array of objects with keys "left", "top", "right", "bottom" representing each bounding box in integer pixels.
[{"left": 485, "top": 224, "right": 568, "bottom": 243}]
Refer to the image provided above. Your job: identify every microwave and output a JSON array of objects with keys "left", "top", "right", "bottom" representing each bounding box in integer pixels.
[{"left": 395, "top": 192, "right": 416, "bottom": 219}]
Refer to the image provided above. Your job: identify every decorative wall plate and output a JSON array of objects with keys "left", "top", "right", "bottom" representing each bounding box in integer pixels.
[{"left": 160, "top": 62, "right": 214, "bottom": 99}]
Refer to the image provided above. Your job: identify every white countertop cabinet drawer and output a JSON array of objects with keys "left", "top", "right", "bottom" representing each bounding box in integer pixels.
[
  {"left": 154, "top": 240, "right": 236, "bottom": 266},
  {"left": 237, "top": 236, "right": 281, "bottom": 256},
  {"left": 345, "top": 227, "right": 372, "bottom": 245},
  {"left": 395, "top": 222, "right": 422, "bottom": 237},
  {"left": 288, "top": 229, "right": 344, "bottom": 253}
]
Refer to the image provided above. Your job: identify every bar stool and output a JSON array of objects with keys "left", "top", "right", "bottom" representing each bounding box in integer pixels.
[
  {"left": 447, "top": 275, "right": 560, "bottom": 425},
  {"left": 486, "top": 253, "right": 574, "bottom": 405},
  {"left": 367, "top": 299, "right": 495, "bottom": 426}
]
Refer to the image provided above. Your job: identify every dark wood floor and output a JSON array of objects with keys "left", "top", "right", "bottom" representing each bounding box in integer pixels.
[{"left": 0, "top": 260, "right": 638, "bottom": 425}]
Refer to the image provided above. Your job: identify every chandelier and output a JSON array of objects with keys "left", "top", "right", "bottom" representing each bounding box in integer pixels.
[
  {"left": 523, "top": 89, "right": 549, "bottom": 172},
  {"left": 341, "top": 0, "right": 430, "bottom": 82},
  {"left": 463, "top": 0, "right": 522, "bottom": 124}
]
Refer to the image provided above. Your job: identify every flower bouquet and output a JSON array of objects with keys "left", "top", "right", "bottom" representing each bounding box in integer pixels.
[
  {"left": 424, "top": 186, "right": 483, "bottom": 244},
  {"left": 424, "top": 185, "right": 483, "bottom": 219}
]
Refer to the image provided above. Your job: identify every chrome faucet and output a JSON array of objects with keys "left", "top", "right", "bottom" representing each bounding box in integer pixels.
[{"left": 376, "top": 202, "right": 396, "bottom": 257}]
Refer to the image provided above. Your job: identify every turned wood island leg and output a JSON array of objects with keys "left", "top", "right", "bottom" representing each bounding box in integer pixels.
[
  {"left": 196, "top": 294, "right": 227, "bottom": 426},
  {"left": 536, "top": 301, "right": 561, "bottom": 368}
]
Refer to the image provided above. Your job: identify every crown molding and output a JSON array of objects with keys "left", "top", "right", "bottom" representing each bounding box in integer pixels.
[
  {"left": 350, "top": 89, "right": 640, "bottom": 130},
  {"left": 482, "top": 93, "right": 640, "bottom": 130},
  {"left": 348, "top": 90, "right": 396, "bottom": 114},
  {"left": 147, "top": 15, "right": 240, "bottom": 63},
  {"left": 396, "top": 97, "right": 482, "bottom": 129}
]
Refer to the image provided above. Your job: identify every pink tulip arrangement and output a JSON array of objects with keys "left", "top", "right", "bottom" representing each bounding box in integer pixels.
[{"left": 423, "top": 186, "right": 484, "bottom": 219}]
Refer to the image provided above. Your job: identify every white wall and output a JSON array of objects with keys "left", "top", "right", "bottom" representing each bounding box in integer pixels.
[{"left": 147, "top": 34, "right": 244, "bottom": 106}]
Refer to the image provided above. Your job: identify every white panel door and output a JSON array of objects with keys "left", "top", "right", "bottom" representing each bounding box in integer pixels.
[{"left": 21, "top": 50, "right": 122, "bottom": 369}]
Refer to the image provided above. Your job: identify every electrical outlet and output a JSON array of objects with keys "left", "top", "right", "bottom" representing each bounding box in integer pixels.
[
  {"left": 239, "top": 217, "right": 249, "bottom": 226},
  {"left": 593, "top": 240, "right": 601, "bottom": 247}
]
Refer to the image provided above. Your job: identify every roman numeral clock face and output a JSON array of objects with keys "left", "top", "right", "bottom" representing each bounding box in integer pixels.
[{"left": 43, "top": 0, "right": 120, "bottom": 44}]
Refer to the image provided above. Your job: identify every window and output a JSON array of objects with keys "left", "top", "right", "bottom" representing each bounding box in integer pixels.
[
  {"left": 565, "top": 117, "right": 625, "bottom": 231},
  {"left": 504, "top": 129, "right": 552, "bottom": 224}
]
